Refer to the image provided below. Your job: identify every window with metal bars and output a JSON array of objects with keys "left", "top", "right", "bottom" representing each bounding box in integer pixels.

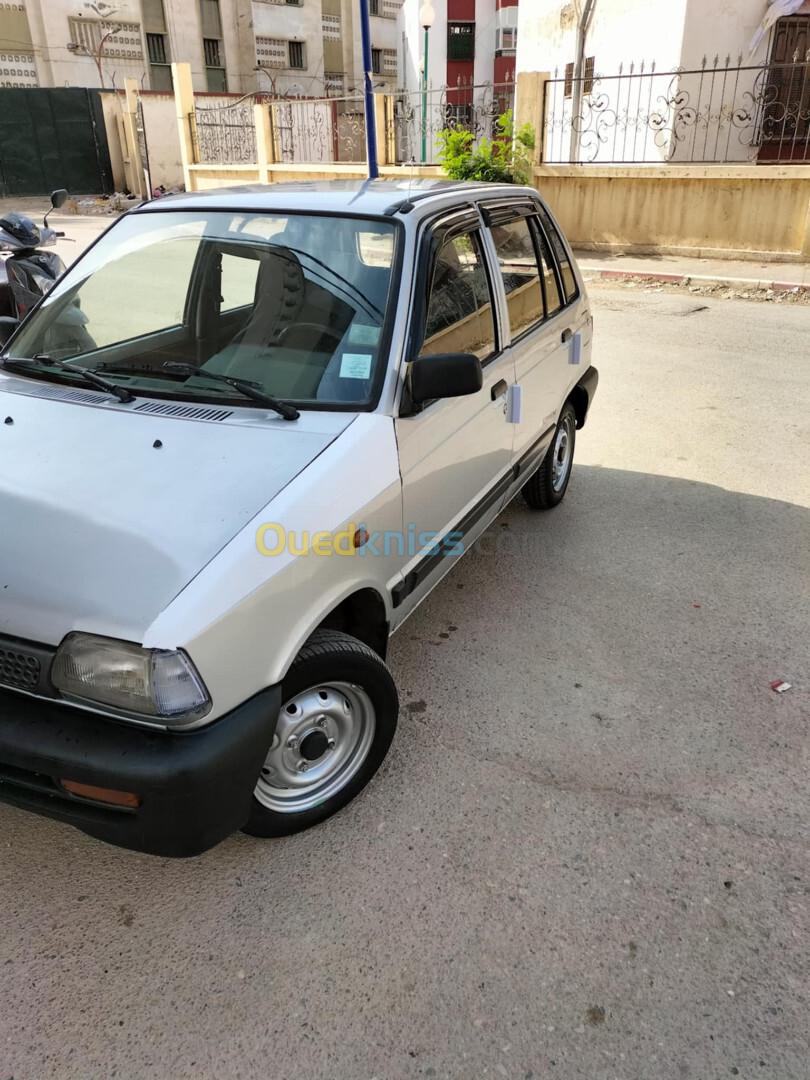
[
  {"left": 447, "top": 23, "right": 475, "bottom": 62},
  {"left": 288, "top": 40, "right": 305, "bottom": 69},
  {"left": 147, "top": 32, "right": 167, "bottom": 65},
  {"left": 564, "top": 56, "right": 595, "bottom": 97},
  {"left": 371, "top": 47, "right": 382, "bottom": 74},
  {"left": 203, "top": 37, "right": 221, "bottom": 68}
]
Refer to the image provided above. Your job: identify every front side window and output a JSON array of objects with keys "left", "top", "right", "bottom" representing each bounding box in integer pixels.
[
  {"left": 421, "top": 230, "right": 495, "bottom": 362},
  {"left": 6, "top": 211, "right": 400, "bottom": 409}
]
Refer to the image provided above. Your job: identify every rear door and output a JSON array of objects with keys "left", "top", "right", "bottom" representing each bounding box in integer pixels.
[
  {"left": 392, "top": 208, "right": 516, "bottom": 618},
  {"left": 483, "top": 199, "right": 590, "bottom": 478}
]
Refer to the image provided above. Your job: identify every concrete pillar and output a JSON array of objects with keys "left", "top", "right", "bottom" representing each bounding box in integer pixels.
[
  {"left": 172, "top": 62, "right": 197, "bottom": 190},
  {"left": 515, "top": 71, "right": 549, "bottom": 164},
  {"left": 121, "top": 79, "right": 146, "bottom": 199},
  {"left": 374, "top": 94, "right": 388, "bottom": 167},
  {"left": 254, "top": 103, "right": 275, "bottom": 183}
]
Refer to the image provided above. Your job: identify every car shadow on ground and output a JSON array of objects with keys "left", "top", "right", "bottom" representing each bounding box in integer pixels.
[{"left": 1, "top": 466, "right": 808, "bottom": 1080}]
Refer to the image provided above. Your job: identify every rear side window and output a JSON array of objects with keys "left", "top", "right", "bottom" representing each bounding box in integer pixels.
[
  {"left": 490, "top": 218, "right": 544, "bottom": 341},
  {"left": 421, "top": 231, "right": 496, "bottom": 362},
  {"left": 537, "top": 207, "right": 578, "bottom": 303},
  {"left": 532, "top": 220, "right": 563, "bottom": 317}
]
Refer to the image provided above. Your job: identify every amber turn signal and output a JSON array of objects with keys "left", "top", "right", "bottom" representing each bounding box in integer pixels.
[{"left": 60, "top": 779, "right": 141, "bottom": 808}]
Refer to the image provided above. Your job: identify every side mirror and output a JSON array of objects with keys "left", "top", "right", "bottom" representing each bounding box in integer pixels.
[
  {"left": 44, "top": 189, "right": 68, "bottom": 229},
  {"left": 0, "top": 316, "right": 21, "bottom": 346},
  {"left": 407, "top": 352, "right": 483, "bottom": 409}
]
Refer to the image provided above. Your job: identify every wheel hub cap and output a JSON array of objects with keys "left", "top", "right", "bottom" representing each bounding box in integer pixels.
[
  {"left": 551, "top": 415, "right": 574, "bottom": 492},
  {"left": 254, "top": 682, "right": 376, "bottom": 814}
]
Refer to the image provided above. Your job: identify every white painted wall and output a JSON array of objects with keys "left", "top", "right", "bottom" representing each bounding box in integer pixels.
[{"left": 517, "top": 0, "right": 810, "bottom": 164}]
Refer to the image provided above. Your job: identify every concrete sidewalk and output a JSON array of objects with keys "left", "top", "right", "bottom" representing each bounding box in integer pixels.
[{"left": 575, "top": 249, "right": 810, "bottom": 293}]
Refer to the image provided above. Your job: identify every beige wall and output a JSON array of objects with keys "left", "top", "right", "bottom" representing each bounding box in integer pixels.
[
  {"left": 534, "top": 164, "right": 810, "bottom": 261},
  {"left": 185, "top": 157, "right": 810, "bottom": 263}
]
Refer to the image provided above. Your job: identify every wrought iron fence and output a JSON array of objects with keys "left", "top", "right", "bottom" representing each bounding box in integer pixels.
[
  {"left": 193, "top": 95, "right": 258, "bottom": 164},
  {"left": 269, "top": 94, "right": 367, "bottom": 164},
  {"left": 388, "top": 81, "right": 516, "bottom": 165},
  {"left": 543, "top": 56, "right": 810, "bottom": 164}
]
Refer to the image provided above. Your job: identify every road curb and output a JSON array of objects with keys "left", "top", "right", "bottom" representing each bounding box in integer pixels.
[{"left": 580, "top": 267, "right": 810, "bottom": 294}]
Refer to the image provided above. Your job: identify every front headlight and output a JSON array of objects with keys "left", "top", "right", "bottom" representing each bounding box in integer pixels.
[{"left": 51, "top": 633, "right": 211, "bottom": 727}]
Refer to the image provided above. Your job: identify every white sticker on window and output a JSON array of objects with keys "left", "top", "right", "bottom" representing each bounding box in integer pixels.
[
  {"left": 340, "top": 353, "right": 373, "bottom": 379},
  {"left": 348, "top": 323, "right": 380, "bottom": 346}
]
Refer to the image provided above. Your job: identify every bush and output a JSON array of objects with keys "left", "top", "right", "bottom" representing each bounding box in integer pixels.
[{"left": 437, "top": 110, "right": 535, "bottom": 185}]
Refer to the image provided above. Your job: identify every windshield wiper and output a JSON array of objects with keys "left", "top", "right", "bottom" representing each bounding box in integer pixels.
[
  {"left": 2, "top": 354, "right": 136, "bottom": 403},
  {"left": 163, "top": 362, "right": 299, "bottom": 420}
]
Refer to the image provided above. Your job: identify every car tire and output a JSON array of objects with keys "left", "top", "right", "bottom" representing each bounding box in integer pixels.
[
  {"left": 522, "top": 401, "right": 577, "bottom": 511},
  {"left": 243, "top": 629, "right": 398, "bottom": 839}
]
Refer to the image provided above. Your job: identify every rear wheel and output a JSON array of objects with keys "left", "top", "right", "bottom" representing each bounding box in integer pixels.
[
  {"left": 243, "top": 629, "right": 398, "bottom": 838},
  {"left": 522, "top": 401, "right": 577, "bottom": 511}
]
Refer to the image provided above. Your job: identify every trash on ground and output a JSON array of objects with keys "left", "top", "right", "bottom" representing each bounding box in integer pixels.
[{"left": 769, "top": 679, "right": 792, "bottom": 694}]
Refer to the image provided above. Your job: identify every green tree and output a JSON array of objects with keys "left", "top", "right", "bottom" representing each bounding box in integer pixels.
[{"left": 437, "top": 110, "right": 535, "bottom": 185}]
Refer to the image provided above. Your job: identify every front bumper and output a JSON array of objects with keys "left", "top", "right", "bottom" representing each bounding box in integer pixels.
[{"left": 0, "top": 685, "right": 281, "bottom": 856}]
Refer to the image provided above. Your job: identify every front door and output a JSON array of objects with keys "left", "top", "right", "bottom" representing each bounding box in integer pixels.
[{"left": 392, "top": 212, "right": 515, "bottom": 619}]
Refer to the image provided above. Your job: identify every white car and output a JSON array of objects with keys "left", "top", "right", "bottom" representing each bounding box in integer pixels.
[{"left": 0, "top": 180, "right": 597, "bottom": 855}]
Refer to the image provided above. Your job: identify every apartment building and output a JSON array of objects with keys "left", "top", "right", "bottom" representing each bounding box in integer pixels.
[
  {"left": 0, "top": 0, "right": 403, "bottom": 96},
  {"left": 398, "top": 0, "right": 519, "bottom": 96}
]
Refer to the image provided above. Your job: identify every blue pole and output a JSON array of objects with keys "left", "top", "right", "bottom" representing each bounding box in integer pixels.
[{"left": 358, "top": 0, "right": 379, "bottom": 179}]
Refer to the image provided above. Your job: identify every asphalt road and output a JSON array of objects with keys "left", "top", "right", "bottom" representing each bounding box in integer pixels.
[{"left": 1, "top": 286, "right": 808, "bottom": 1080}]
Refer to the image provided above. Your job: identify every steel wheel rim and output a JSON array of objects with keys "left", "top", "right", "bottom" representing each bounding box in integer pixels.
[
  {"left": 551, "top": 414, "right": 574, "bottom": 492},
  {"left": 254, "top": 682, "right": 376, "bottom": 814}
]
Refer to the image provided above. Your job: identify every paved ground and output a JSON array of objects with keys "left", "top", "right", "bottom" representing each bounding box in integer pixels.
[{"left": 1, "top": 283, "right": 809, "bottom": 1080}]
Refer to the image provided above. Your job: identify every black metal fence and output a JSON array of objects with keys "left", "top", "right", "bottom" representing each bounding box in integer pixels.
[
  {"left": 388, "top": 81, "right": 516, "bottom": 165},
  {"left": 543, "top": 56, "right": 810, "bottom": 164}
]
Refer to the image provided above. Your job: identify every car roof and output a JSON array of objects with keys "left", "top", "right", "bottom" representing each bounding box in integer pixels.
[{"left": 137, "top": 179, "right": 540, "bottom": 220}]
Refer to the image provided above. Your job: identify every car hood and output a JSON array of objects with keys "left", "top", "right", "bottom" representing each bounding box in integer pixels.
[{"left": 0, "top": 378, "right": 355, "bottom": 645}]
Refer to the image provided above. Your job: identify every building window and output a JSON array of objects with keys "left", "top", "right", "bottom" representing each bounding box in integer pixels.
[
  {"left": 146, "top": 32, "right": 167, "bottom": 64},
  {"left": 203, "top": 37, "right": 221, "bottom": 68},
  {"left": 203, "top": 37, "right": 227, "bottom": 91},
  {"left": 288, "top": 40, "right": 305, "bottom": 69},
  {"left": 370, "top": 0, "right": 380, "bottom": 14},
  {"left": 325, "top": 71, "right": 344, "bottom": 96},
  {"left": 564, "top": 56, "right": 595, "bottom": 97},
  {"left": 495, "top": 26, "right": 517, "bottom": 53},
  {"left": 447, "top": 23, "right": 475, "bottom": 62},
  {"left": 146, "top": 31, "right": 172, "bottom": 90},
  {"left": 371, "top": 47, "right": 382, "bottom": 75}
]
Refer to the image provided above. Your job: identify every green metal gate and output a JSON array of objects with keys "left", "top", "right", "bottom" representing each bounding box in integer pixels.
[{"left": 0, "top": 88, "right": 113, "bottom": 197}]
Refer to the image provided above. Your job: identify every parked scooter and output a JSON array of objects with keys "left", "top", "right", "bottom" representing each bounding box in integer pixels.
[{"left": 0, "top": 189, "right": 69, "bottom": 345}]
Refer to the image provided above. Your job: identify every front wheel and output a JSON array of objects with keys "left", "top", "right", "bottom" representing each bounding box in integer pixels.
[
  {"left": 522, "top": 401, "right": 577, "bottom": 511},
  {"left": 243, "top": 629, "right": 398, "bottom": 838}
]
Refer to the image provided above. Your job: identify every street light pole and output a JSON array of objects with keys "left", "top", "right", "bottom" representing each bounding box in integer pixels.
[
  {"left": 419, "top": 2, "right": 435, "bottom": 163},
  {"left": 358, "top": 0, "right": 379, "bottom": 179}
]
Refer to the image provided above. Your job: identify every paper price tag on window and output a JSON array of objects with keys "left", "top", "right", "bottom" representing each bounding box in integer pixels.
[{"left": 340, "top": 353, "right": 373, "bottom": 380}]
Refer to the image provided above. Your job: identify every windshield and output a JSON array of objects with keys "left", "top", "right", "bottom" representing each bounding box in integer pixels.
[{"left": 6, "top": 210, "right": 400, "bottom": 409}]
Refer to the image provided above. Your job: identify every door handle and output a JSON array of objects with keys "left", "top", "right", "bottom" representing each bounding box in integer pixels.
[
  {"left": 491, "top": 379, "right": 508, "bottom": 401},
  {"left": 561, "top": 327, "right": 573, "bottom": 344}
]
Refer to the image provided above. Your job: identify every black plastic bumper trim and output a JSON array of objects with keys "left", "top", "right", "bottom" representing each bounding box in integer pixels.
[{"left": 0, "top": 684, "right": 281, "bottom": 857}]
